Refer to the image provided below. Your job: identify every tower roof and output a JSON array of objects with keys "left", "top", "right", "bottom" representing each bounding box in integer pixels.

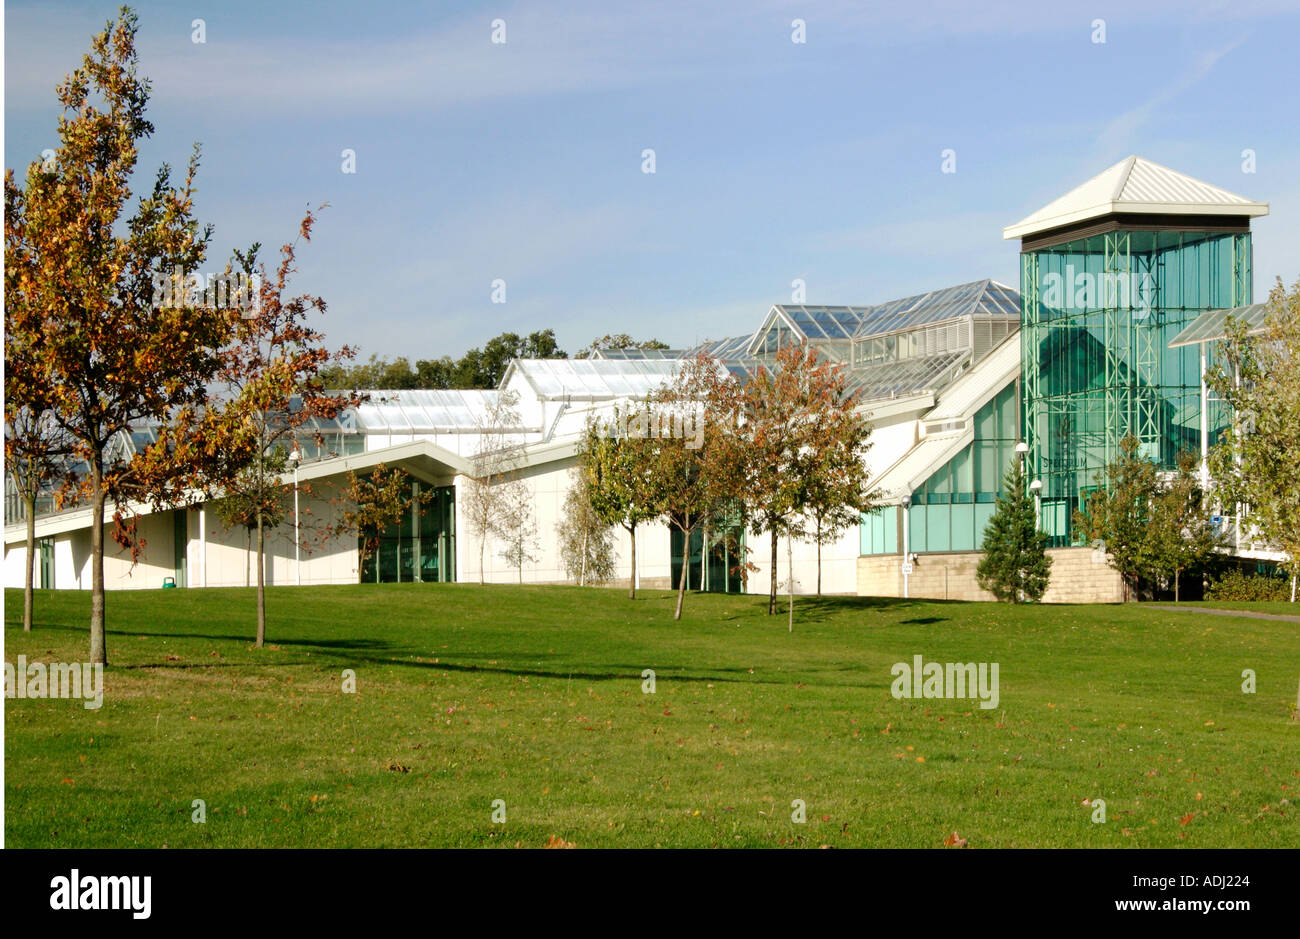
[{"left": 1003, "top": 156, "right": 1268, "bottom": 240}]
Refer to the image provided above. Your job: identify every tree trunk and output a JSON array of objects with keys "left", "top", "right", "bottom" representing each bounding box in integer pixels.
[
  {"left": 579, "top": 527, "right": 587, "bottom": 587},
  {"left": 89, "top": 467, "right": 107, "bottom": 667},
  {"left": 627, "top": 523, "right": 637, "bottom": 600},
  {"left": 479, "top": 528, "right": 486, "bottom": 585},
  {"left": 769, "top": 526, "right": 779, "bottom": 615},
  {"left": 816, "top": 518, "right": 823, "bottom": 597},
  {"left": 1174, "top": 569, "right": 1180, "bottom": 603},
  {"left": 673, "top": 527, "right": 688, "bottom": 621},
  {"left": 787, "top": 533, "right": 794, "bottom": 633},
  {"left": 255, "top": 508, "right": 266, "bottom": 647},
  {"left": 23, "top": 494, "right": 36, "bottom": 631}
]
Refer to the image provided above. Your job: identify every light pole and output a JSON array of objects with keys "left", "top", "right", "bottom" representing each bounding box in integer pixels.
[
  {"left": 1029, "top": 478, "right": 1042, "bottom": 530},
  {"left": 289, "top": 447, "right": 301, "bottom": 587},
  {"left": 901, "top": 493, "right": 911, "bottom": 599}
]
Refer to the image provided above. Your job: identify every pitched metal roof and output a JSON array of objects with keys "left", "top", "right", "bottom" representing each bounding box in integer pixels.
[{"left": 1003, "top": 156, "right": 1269, "bottom": 240}]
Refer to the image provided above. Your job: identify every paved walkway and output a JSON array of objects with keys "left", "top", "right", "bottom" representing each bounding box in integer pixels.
[{"left": 1153, "top": 605, "right": 1300, "bottom": 623}]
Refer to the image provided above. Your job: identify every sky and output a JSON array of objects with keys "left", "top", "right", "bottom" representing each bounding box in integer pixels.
[{"left": 5, "top": 0, "right": 1299, "bottom": 361}]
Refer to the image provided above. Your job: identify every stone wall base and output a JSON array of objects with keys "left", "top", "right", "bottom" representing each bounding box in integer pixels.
[{"left": 857, "top": 547, "right": 1124, "bottom": 603}]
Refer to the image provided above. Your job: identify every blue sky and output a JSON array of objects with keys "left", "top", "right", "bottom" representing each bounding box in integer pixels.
[{"left": 5, "top": 1, "right": 1299, "bottom": 359}]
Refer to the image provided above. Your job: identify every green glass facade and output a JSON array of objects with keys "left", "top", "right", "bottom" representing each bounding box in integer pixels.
[
  {"left": 359, "top": 480, "right": 456, "bottom": 583},
  {"left": 861, "top": 383, "right": 1020, "bottom": 555},
  {"left": 670, "top": 525, "right": 745, "bottom": 593},
  {"left": 860, "top": 505, "right": 898, "bottom": 555},
  {"left": 1021, "top": 229, "right": 1249, "bottom": 545}
]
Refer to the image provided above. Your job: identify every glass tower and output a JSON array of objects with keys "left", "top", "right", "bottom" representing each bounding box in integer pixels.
[{"left": 1008, "top": 157, "right": 1265, "bottom": 545}]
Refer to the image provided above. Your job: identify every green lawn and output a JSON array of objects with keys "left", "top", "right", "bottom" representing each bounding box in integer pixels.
[{"left": 4, "top": 585, "right": 1297, "bottom": 848}]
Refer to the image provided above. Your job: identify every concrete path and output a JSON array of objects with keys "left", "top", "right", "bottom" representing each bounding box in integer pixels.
[{"left": 1153, "top": 605, "right": 1300, "bottom": 623}]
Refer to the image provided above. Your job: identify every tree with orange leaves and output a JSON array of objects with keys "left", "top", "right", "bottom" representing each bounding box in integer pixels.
[
  {"left": 647, "top": 354, "right": 747, "bottom": 621},
  {"left": 4, "top": 9, "right": 239, "bottom": 665},
  {"left": 738, "top": 343, "right": 875, "bottom": 615},
  {"left": 201, "top": 215, "right": 359, "bottom": 647}
]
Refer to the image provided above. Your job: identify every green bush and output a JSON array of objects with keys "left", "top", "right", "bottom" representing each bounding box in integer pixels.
[{"left": 1205, "top": 568, "right": 1292, "bottom": 602}]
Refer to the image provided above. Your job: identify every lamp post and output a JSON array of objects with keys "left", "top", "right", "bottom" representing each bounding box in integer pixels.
[
  {"left": 289, "top": 447, "right": 301, "bottom": 587},
  {"left": 901, "top": 493, "right": 911, "bottom": 599},
  {"left": 1029, "top": 478, "right": 1042, "bottom": 530}
]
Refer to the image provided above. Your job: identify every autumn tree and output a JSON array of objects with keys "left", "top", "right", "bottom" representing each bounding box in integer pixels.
[
  {"left": 791, "top": 359, "right": 879, "bottom": 596},
  {"left": 4, "top": 196, "right": 74, "bottom": 630},
  {"left": 737, "top": 344, "right": 873, "bottom": 613},
  {"left": 1, "top": 366, "right": 69, "bottom": 629},
  {"left": 330, "top": 463, "right": 431, "bottom": 566},
  {"left": 580, "top": 406, "right": 665, "bottom": 598},
  {"left": 649, "top": 355, "right": 746, "bottom": 621},
  {"left": 203, "top": 216, "right": 359, "bottom": 647},
  {"left": 1208, "top": 277, "right": 1300, "bottom": 600},
  {"left": 4, "top": 9, "right": 240, "bottom": 664},
  {"left": 211, "top": 468, "right": 284, "bottom": 587}
]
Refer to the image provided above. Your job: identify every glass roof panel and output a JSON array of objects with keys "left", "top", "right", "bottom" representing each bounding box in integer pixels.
[{"left": 1168, "top": 303, "right": 1271, "bottom": 348}]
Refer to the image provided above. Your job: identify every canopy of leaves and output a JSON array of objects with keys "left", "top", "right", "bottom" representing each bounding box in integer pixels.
[
  {"left": 320, "top": 329, "right": 567, "bottom": 390},
  {"left": 1207, "top": 276, "right": 1300, "bottom": 583}
]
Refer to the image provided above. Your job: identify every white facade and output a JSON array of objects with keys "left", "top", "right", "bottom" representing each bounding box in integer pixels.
[{"left": 4, "top": 279, "right": 1027, "bottom": 598}]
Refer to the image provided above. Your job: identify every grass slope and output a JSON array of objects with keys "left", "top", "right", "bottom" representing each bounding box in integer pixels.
[{"left": 4, "top": 585, "right": 1297, "bottom": 848}]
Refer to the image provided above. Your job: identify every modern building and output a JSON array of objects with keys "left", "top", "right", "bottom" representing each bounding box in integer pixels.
[{"left": 3, "top": 156, "right": 1279, "bottom": 601}]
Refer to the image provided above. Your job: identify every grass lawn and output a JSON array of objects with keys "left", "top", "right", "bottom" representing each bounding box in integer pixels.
[{"left": 4, "top": 584, "right": 1297, "bottom": 848}]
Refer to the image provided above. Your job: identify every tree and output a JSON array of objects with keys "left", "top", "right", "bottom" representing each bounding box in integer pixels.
[
  {"left": 4, "top": 9, "right": 239, "bottom": 664},
  {"left": 1208, "top": 277, "right": 1300, "bottom": 600},
  {"left": 580, "top": 406, "right": 665, "bottom": 598},
  {"left": 330, "top": 463, "right": 431, "bottom": 566},
  {"left": 462, "top": 389, "right": 527, "bottom": 583},
  {"left": 211, "top": 465, "right": 284, "bottom": 588},
  {"left": 1149, "top": 451, "right": 1222, "bottom": 601},
  {"left": 319, "top": 329, "right": 568, "bottom": 390},
  {"left": 649, "top": 355, "right": 745, "bottom": 621},
  {"left": 204, "top": 215, "right": 359, "bottom": 647},
  {"left": 1074, "top": 434, "right": 1162, "bottom": 600},
  {"left": 976, "top": 458, "right": 1052, "bottom": 602},
  {"left": 576, "top": 334, "right": 670, "bottom": 358},
  {"left": 557, "top": 471, "right": 617, "bottom": 586},
  {"left": 3, "top": 226, "right": 72, "bottom": 630},
  {"left": 1, "top": 407, "right": 66, "bottom": 630},
  {"left": 793, "top": 362, "right": 879, "bottom": 596},
  {"left": 738, "top": 344, "right": 871, "bottom": 613},
  {"left": 497, "top": 483, "right": 541, "bottom": 583}
]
